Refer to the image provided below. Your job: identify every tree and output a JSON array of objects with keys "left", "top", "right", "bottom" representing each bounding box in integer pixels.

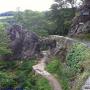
[
  {"left": 67, "top": 0, "right": 78, "bottom": 17},
  {"left": 49, "top": 0, "right": 75, "bottom": 35},
  {"left": 14, "top": 10, "right": 49, "bottom": 37}
]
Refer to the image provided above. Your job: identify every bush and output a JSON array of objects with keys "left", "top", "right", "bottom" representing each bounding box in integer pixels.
[
  {"left": 0, "top": 60, "right": 36, "bottom": 89},
  {"left": 0, "top": 60, "right": 17, "bottom": 71},
  {"left": 0, "top": 72, "right": 16, "bottom": 88},
  {"left": 46, "top": 57, "right": 60, "bottom": 73},
  {"left": 66, "top": 43, "right": 89, "bottom": 74},
  {"left": 33, "top": 29, "right": 49, "bottom": 37},
  {"left": 15, "top": 60, "right": 51, "bottom": 90}
]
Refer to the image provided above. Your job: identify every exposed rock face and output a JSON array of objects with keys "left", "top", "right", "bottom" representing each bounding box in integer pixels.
[
  {"left": 69, "top": 21, "right": 90, "bottom": 36},
  {"left": 46, "top": 35, "right": 87, "bottom": 62},
  {"left": 69, "top": 0, "right": 90, "bottom": 36},
  {"left": 48, "top": 35, "right": 77, "bottom": 61},
  {"left": 49, "top": 35, "right": 77, "bottom": 49},
  {"left": 7, "top": 25, "right": 40, "bottom": 60}
]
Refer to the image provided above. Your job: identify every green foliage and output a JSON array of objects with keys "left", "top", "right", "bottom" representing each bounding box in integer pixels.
[
  {"left": 18, "top": 60, "right": 35, "bottom": 71},
  {"left": 46, "top": 57, "right": 60, "bottom": 73},
  {"left": 33, "top": 29, "right": 48, "bottom": 37},
  {"left": 0, "top": 59, "right": 51, "bottom": 90},
  {"left": 14, "top": 60, "right": 37, "bottom": 89},
  {"left": 0, "top": 60, "right": 17, "bottom": 71},
  {"left": 73, "top": 34, "right": 90, "bottom": 41},
  {"left": 36, "top": 76, "right": 52, "bottom": 90},
  {"left": 64, "top": 43, "right": 90, "bottom": 89},
  {"left": 0, "top": 72, "right": 16, "bottom": 88},
  {"left": 50, "top": 0, "right": 76, "bottom": 35},
  {"left": 66, "top": 43, "right": 89, "bottom": 74},
  {"left": 0, "top": 22, "right": 11, "bottom": 55},
  {"left": 14, "top": 10, "right": 49, "bottom": 37},
  {"left": 49, "top": 0, "right": 83, "bottom": 35},
  {"left": 50, "top": 7, "right": 74, "bottom": 35},
  {"left": 46, "top": 57, "right": 70, "bottom": 90}
]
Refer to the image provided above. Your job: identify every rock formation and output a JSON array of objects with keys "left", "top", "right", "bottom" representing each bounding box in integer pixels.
[
  {"left": 46, "top": 35, "right": 77, "bottom": 61},
  {"left": 4, "top": 24, "right": 57, "bottom": 60},
  {"left": 7, "top": 24, "right": 40, "bottom": 60},
  {"left": 46, "top": 35, "right": 87, "bottom": 62},
  {"left": 69, "top": 0, "right": 90, "bottom": 36}
]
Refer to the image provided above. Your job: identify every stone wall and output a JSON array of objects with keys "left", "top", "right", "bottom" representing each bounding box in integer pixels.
[
  {"left": 49, "top": 35, "right": 77, "bottom": 49},
  {"left": 47, "top": 35, "right": 86, "bottom": 62}
]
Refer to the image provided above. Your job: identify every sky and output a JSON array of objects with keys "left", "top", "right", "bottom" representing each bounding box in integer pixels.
[{"left": 0, "top": 0, "right": 54, "bottom": 13}]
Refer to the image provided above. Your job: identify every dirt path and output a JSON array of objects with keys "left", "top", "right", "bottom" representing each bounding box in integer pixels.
[{"left": 33, "top": 51, "right": 62, "bottom": 90}]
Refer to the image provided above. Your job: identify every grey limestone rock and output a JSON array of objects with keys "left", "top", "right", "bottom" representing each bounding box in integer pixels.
[{"left": 7, "top": 24, "right": 40, "bottom": 60}]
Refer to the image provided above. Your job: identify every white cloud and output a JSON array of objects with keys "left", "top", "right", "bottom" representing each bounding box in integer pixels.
[{"left": 0, "top": 0, "right": 54, "bottom": 13}]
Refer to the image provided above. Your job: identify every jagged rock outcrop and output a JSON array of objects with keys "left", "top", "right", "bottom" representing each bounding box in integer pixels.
[
  {"left": 69, "top": 21, "right": 90, "bottom": 36},
  {"left": 6, "top": 24, "right": 41, "bottom": 60},
  {"left": 69, "top": 0, "right": 90, "bottom": 36},
  {"left": 47, "top": 35, "right": 77, "bottom": 61},
  {"left": 5, "top": 25, "right": 57, "bottom": 60},
  {"left": 47, "top": 35, "right": 87, "bottom": 61}
]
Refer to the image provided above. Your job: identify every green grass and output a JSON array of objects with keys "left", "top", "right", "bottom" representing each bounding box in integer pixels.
[{"left": 36, "top": 76, "right": 52, "bottom": 90}]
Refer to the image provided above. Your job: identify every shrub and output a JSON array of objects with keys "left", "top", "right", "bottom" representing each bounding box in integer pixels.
[
  {"left": 15, "top": 60, "right": 51, "bottom": 90},
  {"left": 66, "top": 43, "right": 89, "bottom": 74},
  {"left": 0, "top": 72, "right": 16, "bottom": 88},
  {"left": 0, "top": 60, "right": 17, "bottom": 71},
  {"left": 46, "top": 57, "right": 60, "bottom": 73}
]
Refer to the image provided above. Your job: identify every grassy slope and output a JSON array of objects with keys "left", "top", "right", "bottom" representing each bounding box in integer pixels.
[{"left": 46, "top": 43, "right": 90, "bottom": 90}]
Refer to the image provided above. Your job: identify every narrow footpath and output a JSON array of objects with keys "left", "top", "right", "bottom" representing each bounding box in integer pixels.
[{"left": 33, "top": 51, "right": 62, "bottom": 90}]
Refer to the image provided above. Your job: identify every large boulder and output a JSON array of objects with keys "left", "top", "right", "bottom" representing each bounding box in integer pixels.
[
  {"left": 7, "top": 24, "right": 41, "bottom": 60},
  {"left": 48, "top": 35, "right": 78, "bottom": 61}
]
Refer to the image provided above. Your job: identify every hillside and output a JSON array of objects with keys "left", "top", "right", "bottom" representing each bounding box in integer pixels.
[{"left": 0, "top": 0, "right": 90, "bottom": 90}]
